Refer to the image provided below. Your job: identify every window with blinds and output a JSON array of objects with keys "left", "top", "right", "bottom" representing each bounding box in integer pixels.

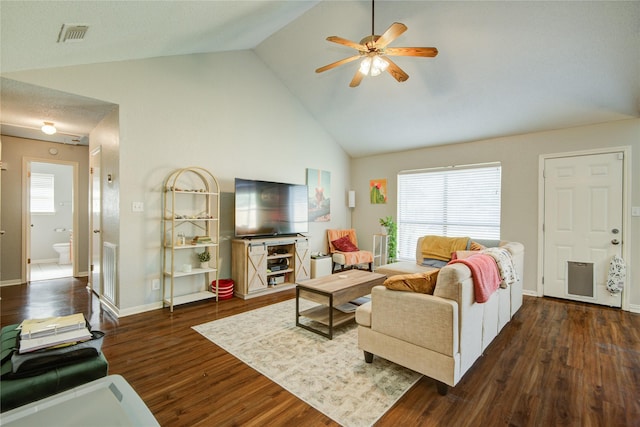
[
  {"left": 397, "top": 163, "right": 501, "bottom": 261},
  {"left": 31, "top": 172, "right": 55, "bottom": 214}
]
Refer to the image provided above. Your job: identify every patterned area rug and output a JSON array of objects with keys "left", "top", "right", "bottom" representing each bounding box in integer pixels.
[{"left": 192, "top": 299, "right": 421, "bottom": 426}]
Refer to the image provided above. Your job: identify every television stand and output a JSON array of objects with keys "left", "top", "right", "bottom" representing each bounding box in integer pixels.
[{"left": 231, "top": 236, "right": 310, "bottom": 299}]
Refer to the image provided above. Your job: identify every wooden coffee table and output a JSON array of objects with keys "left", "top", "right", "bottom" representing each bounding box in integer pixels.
[{"left": 295, "top": 269, "right": 386, "bottom": 339}]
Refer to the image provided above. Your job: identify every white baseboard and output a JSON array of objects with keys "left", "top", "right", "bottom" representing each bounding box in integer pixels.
[
  {"left": 31, "top": 258, "right": 59, "bottom": 264},
  {"left": 118, "top": 302, "right": 164, "bottom": 317},
  {"left": 0, "top": 280, "right": 23, "bottom": 287},
  {"left": 99, "top": 299, "right": 164, "bottom": 318},
  {"left": 629, "top": 303, "right": 640, "bottom": 314}
]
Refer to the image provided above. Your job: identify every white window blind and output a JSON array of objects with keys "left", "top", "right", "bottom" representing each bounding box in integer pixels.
[
  {"left": 397, "top": 163, "right": 501, "bottom": 261},
  {"left": 31, "top": 172, "right": 55, "bottom": 213}
]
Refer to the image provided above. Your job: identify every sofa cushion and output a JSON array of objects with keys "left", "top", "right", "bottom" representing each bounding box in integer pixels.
[
  {"left": 375, "top": 262, "right": 435, "bottom": 277},
  {"left": 331, "top": 235, "right": 359, "bottom": 252},
  {"left": 384, "top": 270, "right": 440, "bottom": 294}
]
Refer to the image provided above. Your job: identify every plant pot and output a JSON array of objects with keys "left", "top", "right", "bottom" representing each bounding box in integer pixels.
[{"left": 200, "top": 261, "right": 209, "bottom": 269}]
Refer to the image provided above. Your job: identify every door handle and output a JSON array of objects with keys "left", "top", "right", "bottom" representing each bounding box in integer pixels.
[
  {"left": 93, "top": 229, "right": 101, "bottom": 233},
  {"left": 611, "top": 239, "right": 620, "bottom": 245}
]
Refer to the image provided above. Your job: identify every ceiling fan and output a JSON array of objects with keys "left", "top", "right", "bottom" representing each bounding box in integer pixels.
[{"left": 315, "top": 0, "right": 438, "bottom": 87}]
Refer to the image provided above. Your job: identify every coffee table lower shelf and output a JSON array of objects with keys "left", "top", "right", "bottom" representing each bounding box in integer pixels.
[{"left": 298, "top": 305, "right": 355, "bottom": 333}]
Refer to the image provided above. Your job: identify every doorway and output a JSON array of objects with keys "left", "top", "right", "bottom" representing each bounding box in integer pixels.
[
  {"left": 25, "top": 159, "right": 79, "bottom": 282},
  {"left": 538, "top": 148, "right": 630, "bottom": 309}
]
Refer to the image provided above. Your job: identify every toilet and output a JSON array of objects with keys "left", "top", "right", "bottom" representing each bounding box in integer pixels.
[{"left": 52, "top": 243, "right": 71, "bottom": 265}]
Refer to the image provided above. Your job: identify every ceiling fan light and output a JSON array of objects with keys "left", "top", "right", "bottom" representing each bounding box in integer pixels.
[
  {"left": 41, "top": 122, "right": 57, "bottom": 135},
  {"left": 370, "top": 56, "right": 388, "bottom": 77},
  {"left": 374, "top": 56, "right": 389, "bottom": 72},
  {"left": 359, "top": 57, "right": 372, "bottom": 75}
]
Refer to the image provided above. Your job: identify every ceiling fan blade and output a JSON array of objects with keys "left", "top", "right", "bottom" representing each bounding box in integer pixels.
[
  {"left": 326, "top": 36, "right": 366, "bottom": 51},
  {"left": 385, "top": 47, "right": 439, "bottom": 57},
  {"left": 384, "top": 57, "right": 409, "bottom": 83},
  {"left": 349, "top": 70, "right": 365, "bottom": 88},
  {"left": 315, "top": 55, "right": 361, "bottom": 73},
  {"left": 375, "top": 22, "right": 407, "bottom": 49}
]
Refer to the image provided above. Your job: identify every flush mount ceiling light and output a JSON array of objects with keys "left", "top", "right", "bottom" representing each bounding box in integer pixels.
[
  {"left": 41, "top": 122, "right": 57, "bottom": 135},
  {"left": 316, "top": 0, "right": 438, "bottom": 87}
]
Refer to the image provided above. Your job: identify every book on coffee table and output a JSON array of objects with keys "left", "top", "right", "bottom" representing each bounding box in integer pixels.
[{"left": 335, "top": 303, "right": 359, "bottom": 313}]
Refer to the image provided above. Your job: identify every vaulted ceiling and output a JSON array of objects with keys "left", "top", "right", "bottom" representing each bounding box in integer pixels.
[{"left": 1, "top": 1, "right": 638, "bottom": 157}]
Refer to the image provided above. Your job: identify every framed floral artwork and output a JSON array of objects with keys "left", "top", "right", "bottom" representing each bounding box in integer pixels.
[{"left": 370, "top": 179, "right": 387, "bottom": 204}]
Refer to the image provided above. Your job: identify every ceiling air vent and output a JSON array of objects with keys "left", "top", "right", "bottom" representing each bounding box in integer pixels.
[{"left": 57, "top": 24, "right": 89, "bottom": 43}]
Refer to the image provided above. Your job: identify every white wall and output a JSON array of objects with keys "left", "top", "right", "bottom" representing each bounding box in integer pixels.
[
  {"left": 352, "top": 119, "right": 640, "bottom": 310},
  {"left": 5, "top": 50, "right": 352, "bottom": 312}
]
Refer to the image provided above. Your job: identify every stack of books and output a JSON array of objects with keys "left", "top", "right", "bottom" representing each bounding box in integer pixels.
[{"left": 18, "top": 313, "right": 92, "bottom": 354}]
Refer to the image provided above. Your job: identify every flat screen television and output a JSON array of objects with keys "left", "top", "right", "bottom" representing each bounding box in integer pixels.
[{"left": 234, "top": 178, "right": 309, "bottom": 238}]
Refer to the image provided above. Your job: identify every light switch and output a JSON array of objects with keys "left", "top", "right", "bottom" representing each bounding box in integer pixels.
[
  {"left": 632, "top": 206, "right": 640, "bottom": 217},
  {"left": 132, "top": 202, "right": 144, "bottom": 212}
]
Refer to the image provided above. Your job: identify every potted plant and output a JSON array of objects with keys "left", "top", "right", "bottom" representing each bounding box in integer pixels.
[
  {"left": 197, "top": 250, "right": 211, "bottom": 268},
  {"left": 379, "top": 216, "right": 397, "bottom": 263}
]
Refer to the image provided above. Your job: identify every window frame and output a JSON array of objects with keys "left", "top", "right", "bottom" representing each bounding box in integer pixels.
[
  {"left": 396, "top": 162, "right": 502, "bottom": 261},
  {"left": 30, "top": 172, "right": 56, "bottom": 214}
]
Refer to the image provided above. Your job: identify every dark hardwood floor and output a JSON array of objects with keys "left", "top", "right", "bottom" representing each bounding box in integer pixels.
[{"left": 1, "top": 278, "right": 639, "bottom": 426}]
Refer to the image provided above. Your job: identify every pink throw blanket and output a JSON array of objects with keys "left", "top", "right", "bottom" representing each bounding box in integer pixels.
[{"left": 449, "top": 254, "right": 501, "bottom": 303}]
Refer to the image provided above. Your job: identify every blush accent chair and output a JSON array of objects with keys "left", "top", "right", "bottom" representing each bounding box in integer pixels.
[{"left": 327, "top": 229, "right": 374, "bottom": 273}]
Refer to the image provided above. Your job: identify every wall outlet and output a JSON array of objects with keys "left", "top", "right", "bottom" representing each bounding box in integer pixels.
[
  {"left": 632, "top": 206, "right": 640, "bottom": 217},
  {"left": 152, "top": 279, "right": 160, "bottom": 290},
  {"left": 132, "top": 202, "right": 144, "bottom": 212}
]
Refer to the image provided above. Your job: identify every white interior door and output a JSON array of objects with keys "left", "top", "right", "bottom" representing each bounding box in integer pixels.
[
  {"left": 0, "top": 141, "right": 4, "bottom": 277},
  {"left": 543, "top": 152, "right": 623, "bottom": 307},
  {"left": 90, "top": 148, "right": 102, "bottom": 294}
]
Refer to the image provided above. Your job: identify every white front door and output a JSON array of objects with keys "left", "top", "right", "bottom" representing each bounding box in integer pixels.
[{"left": 543, "top": 152, "right": 623, "bottom": 307}]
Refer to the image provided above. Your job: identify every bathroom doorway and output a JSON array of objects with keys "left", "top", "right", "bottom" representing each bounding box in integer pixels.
[{"left": 26, "top": 159, "right": 78, "bottom": 281}]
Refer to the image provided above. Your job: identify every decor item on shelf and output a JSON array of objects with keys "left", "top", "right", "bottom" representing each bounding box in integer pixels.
[
  {"left": 315, "top": 0, "right": 438, "bottom": 87},
  {"left": 379, "top": 216, "right": 397, "bottom": 263},
  {"left": 197, "top": 251, "right": 211, "bottom": 268}
]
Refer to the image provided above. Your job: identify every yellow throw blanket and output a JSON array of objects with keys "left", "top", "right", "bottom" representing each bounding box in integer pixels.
[{"left": 421, "top": 235, "right": 470, "bottom": 261}]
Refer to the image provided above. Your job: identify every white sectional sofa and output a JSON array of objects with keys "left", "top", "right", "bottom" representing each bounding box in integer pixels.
[{"left": 355, "top": 238, "right": 524, "bottom": 394}]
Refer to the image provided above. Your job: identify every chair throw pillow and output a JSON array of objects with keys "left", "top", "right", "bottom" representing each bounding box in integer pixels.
[
  {"left": 384, "top": 270, "right": 440, "bottom": 294},
  {"left": 332, "top": 235, "right": 359, "bottom": 252}
]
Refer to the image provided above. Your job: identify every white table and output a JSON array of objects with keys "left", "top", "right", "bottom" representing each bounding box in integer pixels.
[{"left": 0, "top": 375, "right": 159, "bottom": 427}]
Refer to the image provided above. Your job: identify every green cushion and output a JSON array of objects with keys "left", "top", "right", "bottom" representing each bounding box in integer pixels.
[{"left": 1, "top": 324, "right": 109, "bottom": 412}]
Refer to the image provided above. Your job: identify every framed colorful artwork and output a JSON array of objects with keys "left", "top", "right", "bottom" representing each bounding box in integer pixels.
[
  {"left": 370, "top": 179, "right": 387, "bottom": 204},
  {"left": 307, "top": 168, "right": 331, "bottom": 222}
]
